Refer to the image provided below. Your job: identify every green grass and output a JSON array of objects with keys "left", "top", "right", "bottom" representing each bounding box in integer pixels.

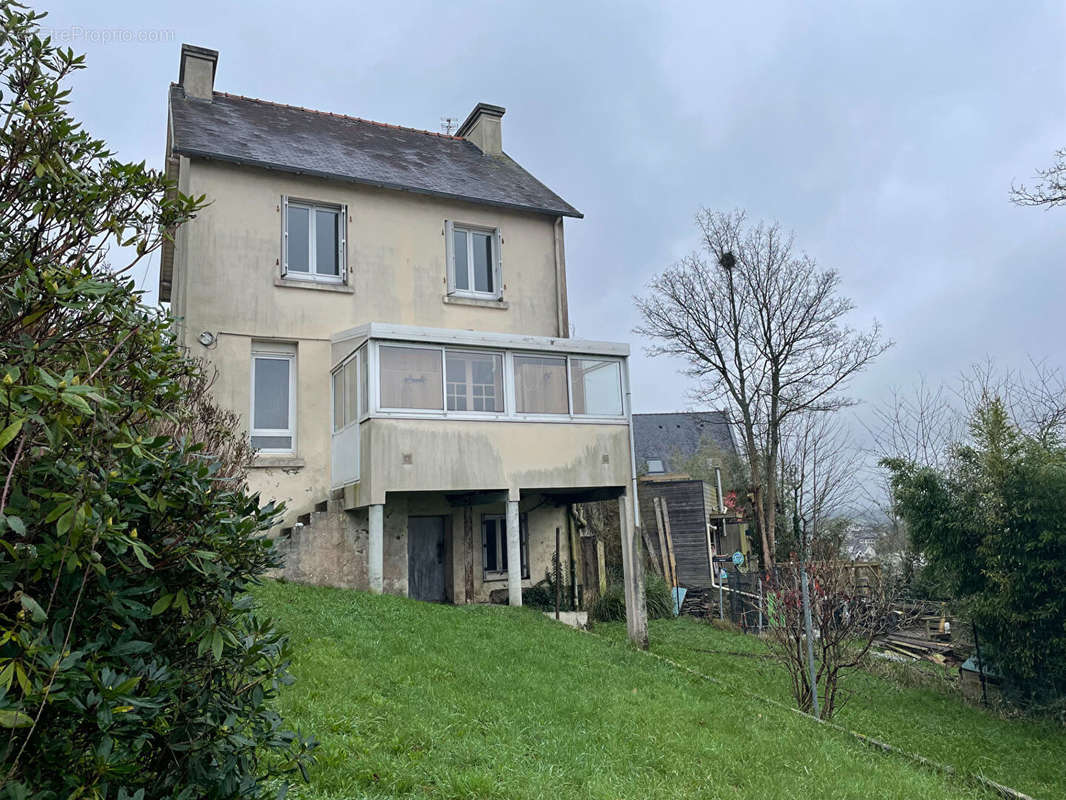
[
  {"left": 254, "top": 581, "right": 994, "bottom": 799},
  {"left": 596, "top": 617, "right": 1066, "bottom": 800}
]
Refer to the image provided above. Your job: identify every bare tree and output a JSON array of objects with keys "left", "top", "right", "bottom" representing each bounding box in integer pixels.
[
  {"left": 635, "top": 210, "right": 890, "bottom": 568},
  {"left": 1011, "top": 149, "right": 1066, "bottom": 208},
  {"left": 779, "top": 411, "right": 862, "bottom": 561}
]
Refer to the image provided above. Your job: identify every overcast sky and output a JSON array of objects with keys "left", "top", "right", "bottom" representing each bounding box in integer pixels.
[{"left": 41, "top": 0, "right": 1066, "bottom": 423}]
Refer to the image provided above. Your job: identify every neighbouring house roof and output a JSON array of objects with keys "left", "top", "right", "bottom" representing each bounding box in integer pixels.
[
  {"left": 632, "top": 411, "right": 736, "bottom": 474},
  {"left": 167, "top": 85, "right": 582, "bottom": 219}
]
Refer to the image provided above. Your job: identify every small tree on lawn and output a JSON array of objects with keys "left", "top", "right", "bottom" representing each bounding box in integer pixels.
[
  {"left": 765, "top": 559, "right": 905, "bottom": 719},
  {"left": 0, "top": 5, "right": 314, "bottom": 797}
]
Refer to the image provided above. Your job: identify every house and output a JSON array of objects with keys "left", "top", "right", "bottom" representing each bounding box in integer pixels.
[
  {"left": 162, "top": 44, "right": 644, "bottom": 632},
  {"left": 632, "top": 412, "right": 751, "bottom": 585}
]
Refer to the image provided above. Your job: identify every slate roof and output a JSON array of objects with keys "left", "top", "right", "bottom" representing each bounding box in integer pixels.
[
  {"left": 633, "top": 411, "right": 736, "bottom": 474},
  {"left": 167, "top": 85, "right": 582, "bottom": 218}
]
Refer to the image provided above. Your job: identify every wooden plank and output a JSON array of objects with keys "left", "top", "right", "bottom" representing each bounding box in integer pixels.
[
  {"left": 652, "top": 496, "right": 669, "bottom": 578},
  {"left": 660, "top": 497, "right": 679, "bottom": 590}
]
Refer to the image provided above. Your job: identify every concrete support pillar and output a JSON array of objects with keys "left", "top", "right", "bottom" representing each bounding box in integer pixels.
[
  {"left": 368, "top": 503, "right": 384, "bottom": 594},
  {"left": 506, "top": 498, "right": 522, "bottom": 606},
  {"left": 618, "top": 493, "right": 648, "bottom": 648}
]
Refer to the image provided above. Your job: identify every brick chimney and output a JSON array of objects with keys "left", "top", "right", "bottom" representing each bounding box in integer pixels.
[
  {"left": 456, "top": 102, "right": 505, "bottom": 156},
  {"left": 179, "top": 44, "right": 218, "bottom": 100}
]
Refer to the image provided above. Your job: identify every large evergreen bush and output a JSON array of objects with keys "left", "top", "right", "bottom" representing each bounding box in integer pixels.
[{"left": 0, "top": 4, "right": 314, "bottom": 796}]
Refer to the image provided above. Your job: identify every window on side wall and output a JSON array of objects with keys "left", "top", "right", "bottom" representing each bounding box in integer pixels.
[
  {"left": 481, "top": 514, "right": 529, "bottom": 581},
  {"left": 446, "top": 221, "right": 501, "bottom": 300},
  {"left": 251, "top": 343, "right": 296, "bottom": 453},
  {"left": 283, "top": 197, "right": 346, "bottom": 283}
]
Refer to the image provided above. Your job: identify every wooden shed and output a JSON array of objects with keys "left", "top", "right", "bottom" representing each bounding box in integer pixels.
[{"left": 638, "top": 478, "right": 718, "bottom": 588}]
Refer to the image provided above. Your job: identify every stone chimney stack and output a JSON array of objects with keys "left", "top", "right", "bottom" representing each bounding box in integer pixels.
[
  {"left": 179, "top": 44, "right": 218, "bottom": 100},
  {"left": 456, "top": 102, "right": 505, "bottom": 156}
]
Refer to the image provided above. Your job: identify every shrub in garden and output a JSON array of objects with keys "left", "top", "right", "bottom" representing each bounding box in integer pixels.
[{"left": 0, "top": 5, "right": 314, "bottom": 797}]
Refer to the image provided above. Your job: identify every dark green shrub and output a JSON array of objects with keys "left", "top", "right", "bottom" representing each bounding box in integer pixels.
[
  {"left": 887, "top": 399, "right": 1066, "bottom": 705},
  {"left": 0, "top": 6, "right": 314, "bottom": 796},
  {"left": 645, "top": 574, "right": 675, "bottom": 620},
  {"left": 589, "top": 584, "right": 627, "bottom": 622},
  {"left": 589, "top": 575, "right": 675, "bottom": 623}
]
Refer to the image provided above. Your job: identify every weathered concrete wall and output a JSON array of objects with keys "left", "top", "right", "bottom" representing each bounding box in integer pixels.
[
  {"left": 174, "top": 159, "right": 570, "bottom": 527},
  {"left": 273, "top": 505, "right": 369, "bottom": 589},
  {"left": 349, "top": 419, "right": 630, "bottom": 507},
  {"left": 275, "top": 492, "right": 575, "bottom": 604}
]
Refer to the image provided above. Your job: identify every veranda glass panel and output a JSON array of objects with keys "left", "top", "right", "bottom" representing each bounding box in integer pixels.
[
  {"left": 570, "top": 358, "right": 623, "bottom": 416},
  {"left": 379, "top": 346, "right": 443, "bottom": 410},
  {"left": 514, "top": 355, "right": 568, "bottom": 414},
  {"left": 332, "top": 370, "right": 343, "bottom": 431},
  {"left": 446, "top": 351, "right": 504, "bottom": 412},
  {"left": 344, "top": 360, "right": 358, "bottom": 423}
]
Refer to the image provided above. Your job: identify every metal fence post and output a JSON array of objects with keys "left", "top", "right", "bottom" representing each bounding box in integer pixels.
[
  {"left": 758, "top": 577, "right": 764, "bottom": 633},
  {"left": 801, "top": 570, "right": 820, "bottom": 719},
  {"left": 718, "top": 576, "right": 724, "bottom": 621}
]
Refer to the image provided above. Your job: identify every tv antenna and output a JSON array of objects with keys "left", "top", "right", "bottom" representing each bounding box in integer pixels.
[{"left": 440, "top": 116, "right": 459, "bottom": 135}]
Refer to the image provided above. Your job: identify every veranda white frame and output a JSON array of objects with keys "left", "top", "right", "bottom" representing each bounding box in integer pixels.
[{"left": 333, "top": 323, "right": 631, "bottom": 425}]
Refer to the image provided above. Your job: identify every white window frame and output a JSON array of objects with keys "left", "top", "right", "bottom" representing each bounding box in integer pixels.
[
  {"left": 250, "top": 343, "right": 297, "bottom": 454},
  {"left": 445, "top": 220, "right": 503, "bottom": 300},
  {"left": 282, "top": 196, "right": 347, "bottom": 283},
  {"left": 481, "top": 513, "right": 529, "bottom": 582}
]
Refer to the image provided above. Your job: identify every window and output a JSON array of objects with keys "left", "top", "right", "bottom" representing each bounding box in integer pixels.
[
  {"left": 646, "top": 458, "right": 665, "bottom": 474},
  {"left": 379, "top": 345, "right": 443, "bottom": 410},
  {"left": 251, "top": 344, "right": 296, "bottom": 452},
  {"left": 514, "top": 355, "right": 568, "bottom": 415},
  {"left": 481, "top": 514, "right": 529, "bottom": 581},
  {"left": 446, "top": 351, "right": 504, "bottom": 412},
  {"left": 447, "top": 222, "right": 501, "bottom": 298},
  {"left": 570, "top": 358, "right": 623, "bottom": 416},
  {"left": 331, "top": 353, "right": 361, "bottom": 432},
  {"left": 283, "top": 198, "right": 345, "bottom": 282}
]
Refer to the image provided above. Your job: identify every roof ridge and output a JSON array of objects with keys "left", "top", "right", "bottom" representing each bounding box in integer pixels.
[{"left": 211, "top": 88, "right": 466, "bottom": 141}]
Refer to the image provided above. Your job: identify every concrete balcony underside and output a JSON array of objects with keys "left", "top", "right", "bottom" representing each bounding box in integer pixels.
[{"left": 342, "top": 417, "right": 632, "bottom": 508}]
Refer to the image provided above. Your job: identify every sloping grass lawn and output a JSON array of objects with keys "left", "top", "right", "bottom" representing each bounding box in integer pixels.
[
  {"left": 596, "top": 617, "right": 1065, "bottom": 800},
  {"left": 255, "top": 581, "right": 985, "bottom": 799}
]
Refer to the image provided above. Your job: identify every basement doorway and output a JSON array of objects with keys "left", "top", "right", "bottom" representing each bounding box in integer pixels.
[{"left": 408, "top": 516, "right": 449, "bottom": 603}]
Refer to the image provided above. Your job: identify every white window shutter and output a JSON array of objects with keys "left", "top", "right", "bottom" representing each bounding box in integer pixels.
[
  {"left": 339, "top": 203, "right": 348, "bottom": 282},
  {"left": 280, "top": 195, "right": 289, "bottom": 277},
  {"left": 494, "top": 227, "right": 504, "bottom": 300},
  {"left": 444, "top": 219, "right": 455, "bottom": 295}
]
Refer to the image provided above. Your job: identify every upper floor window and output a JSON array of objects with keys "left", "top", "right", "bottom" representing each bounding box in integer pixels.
[
  {"left": 446, "top": 221, "right": 501, "bottom": 299},
  {"left": 251, "top": 342, "right": 296, "bottom": 453},
  {"left": 283, "top": 197, "right": 346, "bottom": 283}
]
